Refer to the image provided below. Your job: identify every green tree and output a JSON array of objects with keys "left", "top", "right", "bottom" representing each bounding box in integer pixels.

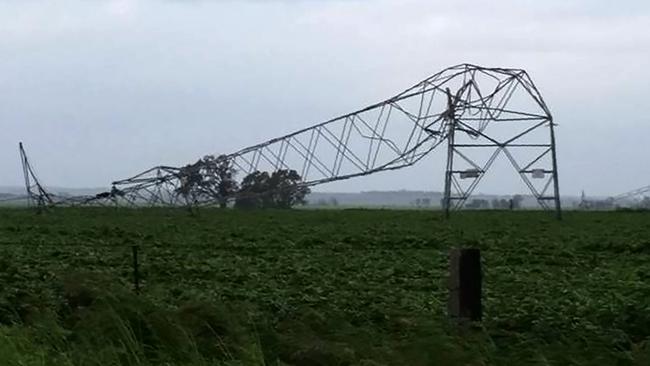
[
  {"left": 176, "top": 154, "right": 238, "bottom": 207},
  {"left": 201, "top": 155, "right": 239, "bottom": 208},
  {"left": 268, "top": 169, "right": 310, "bottom": 208},
  {"left": 176, "top": 161, "right": 203, "bottom": 204},
  {"left": 234, "top": 171, "right": 272, "bottom": 209},
  {"left": 235, "top": 169, "right": 310, "bottom": 209}
]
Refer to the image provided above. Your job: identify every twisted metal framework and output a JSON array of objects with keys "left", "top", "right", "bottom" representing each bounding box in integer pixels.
[
  {"left": 19, "top": 64, "right": 561, "bottom": 217},
  {"left": 19, "top": 142, "right": 54, "bottom": 207},
  {"left": 13, "top": 142, "right": 99, "bottom": 207},
  {"left": 613, "top": 185, "right": 650, "bottom": 205}
]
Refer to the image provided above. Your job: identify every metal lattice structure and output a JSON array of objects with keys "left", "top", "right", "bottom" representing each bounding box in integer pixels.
[
  {"left": 19, "top": 64, "right": 562, "bottom": 217},
  {"left": 613, "top": 185, "right": 650, "bottom": 206},
  {"left": 19, "top": 142, "right": 54, "bottom": 208},
  {"left": 615, "top": 185, "right": 650, "bottom": 201},
  {"left": 578, "top": 186, "right": 650, "bottom": 210},
  {"left": 14, "top": 142, "right": 99, "bottom": 207}
]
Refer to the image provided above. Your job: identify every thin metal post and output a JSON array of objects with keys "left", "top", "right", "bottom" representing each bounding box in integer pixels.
[
  {"left": 548, "top": 118, "right": 562, "bottom": 220},
  {"left": 443, "top": 130, "right": 456, "bottom": 219},
  {"left": 19, "top": 142, "right": 32, "bottom": 207},
  {"left": 443, "top": 89, "right": 457, "bottom": 219}
]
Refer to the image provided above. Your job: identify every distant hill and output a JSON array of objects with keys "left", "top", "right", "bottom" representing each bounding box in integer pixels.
[
  {"left": 306, "top": 190, "right": 583, "bottom": 209},
  {"left": 0, "top": 186, "right": 585, "bottom": 209},
  {"left": 0, "top": 186, "right": 106, "bottom": 206},
  {"left": 306, "top": 190, "right": 443, "bottom": 208},
  {"left": 0, "top": 186, "right": 106, "bottom": 196}
]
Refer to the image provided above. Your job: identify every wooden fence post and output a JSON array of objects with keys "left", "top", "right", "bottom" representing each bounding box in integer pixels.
[{"left": 448, "top": 248, "right": 482, "bottom": 322}]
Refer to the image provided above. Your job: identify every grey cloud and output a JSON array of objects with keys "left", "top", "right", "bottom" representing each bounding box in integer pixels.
[{"left": 0, "top": 0, "right": 648, "bottom": 196}]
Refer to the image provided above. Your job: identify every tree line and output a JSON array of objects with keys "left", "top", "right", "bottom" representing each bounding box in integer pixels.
[{"left": 175, "top": 155, "right": 310, "bottom": 209}]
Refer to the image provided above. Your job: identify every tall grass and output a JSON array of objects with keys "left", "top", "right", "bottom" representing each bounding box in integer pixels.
[
  {"left": 0, "top": 273, "right": 272, "bottom": 366},
  {"left": 0, "top": 272, "right": 486, "bottom": 366}
]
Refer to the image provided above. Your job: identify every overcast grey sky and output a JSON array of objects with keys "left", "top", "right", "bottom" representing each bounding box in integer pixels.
[{"left": 1, "top": 0, "right": 649, "bottom": 196}]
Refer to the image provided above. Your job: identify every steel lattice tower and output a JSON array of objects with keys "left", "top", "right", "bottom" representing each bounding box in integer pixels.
[{"left": 18, "top": 64, "right": 562, "bottom": 218}]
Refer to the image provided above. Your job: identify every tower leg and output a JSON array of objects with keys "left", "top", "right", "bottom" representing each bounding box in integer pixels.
[
  {"left": 19, "top": 142, "right": 33, "bottom": 207},
  {"left": 443, "top": 122, "right": 456, "bottom": 219},
  {"left": 549, "top": 120, "right": 562, "bottom": 220}
]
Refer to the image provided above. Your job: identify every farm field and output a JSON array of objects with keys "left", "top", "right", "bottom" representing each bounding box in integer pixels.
[{"left": 0, "top": 208, "right": 649, "bottom": 365}]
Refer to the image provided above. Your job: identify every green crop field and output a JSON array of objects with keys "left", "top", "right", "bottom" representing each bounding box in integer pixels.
[{"left": 0, "top": 208, "right": 649, "bottom": 365}]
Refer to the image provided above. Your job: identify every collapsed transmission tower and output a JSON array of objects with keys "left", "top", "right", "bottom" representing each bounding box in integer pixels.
[
  {"left": 19, "top": 142, "right": 54, "bottom": 207},
  {"left": 16, "top": 142, "right": 99, "bottom": 207},
  {"left": 24, "top": 64, "right": 562, "bottom": 217}
]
